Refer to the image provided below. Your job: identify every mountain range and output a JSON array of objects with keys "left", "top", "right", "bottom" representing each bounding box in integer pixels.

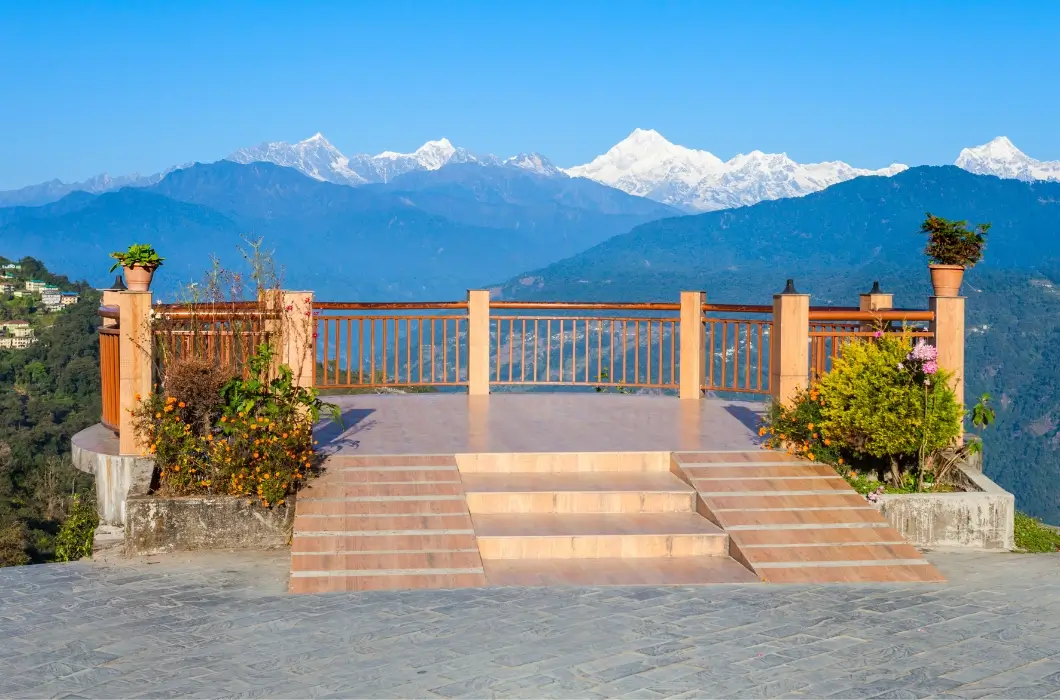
[
  {"left": 0, "top": 158, "right": 678, "bottom": 300},
  {"left": 4, "top": 132, "right": 1058, "bottom": 213}
]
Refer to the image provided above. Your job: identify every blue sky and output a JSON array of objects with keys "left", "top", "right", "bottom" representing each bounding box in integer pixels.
[{"left": 1, "top": 0, "right": 1058, "bottom": 189}]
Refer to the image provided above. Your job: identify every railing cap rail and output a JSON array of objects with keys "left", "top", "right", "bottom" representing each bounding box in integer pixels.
[
  {"left": 98, "top": 305, "right": 120, "bottom": 320},
  {"left": 808, "top": 309, "right": 935, "bottom": 322},
  {"left": 313, "top": 301, "right": 468, "bottom": 310},
  {"left": 490, "top": 301, "right": 681, "bottom": 311}
]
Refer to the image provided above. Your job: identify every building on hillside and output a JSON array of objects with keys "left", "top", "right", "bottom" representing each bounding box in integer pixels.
[
  {"left": 60, "top": 292, "right": 80, "bottom": 307},
  {"left": 0, "top": 282, "right": 14, "bottom": 294},
  {"left": 41, "top": 287, "right": 62, "bottom": 310},
  {"left": 12, "top": 290, "right": 26, "bottom": 298},
  {"left": 2, "top": 263, "right": 22, "bottom": 270},
  {"left": 1, "top": 272, "right": 13, "bottom": 279},
  {"left": 25, "top": 279, "right": 47, "bottom": 292},
  {"left": 3, "top": 321, "right": 34, "bottom": 337},
  {"left": 0, "top": 336, "right": 35, "bottom": 349}
]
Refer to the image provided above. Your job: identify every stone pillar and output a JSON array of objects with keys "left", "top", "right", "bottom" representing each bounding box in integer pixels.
[
  {"left": 930, "top": 295, "right": 965, "bottom": 411},
  {"left": 679, "top": 291, "right": 705, "bottom": 400},
  {"left": 281, "top": 291, "right": 314, "bottom": 388},
  {"left": 101, "top": 290, "right": 121, "bottom": 329},
  {"left": 859, "top": 281, "right": 894, "bottom": 334},
  {"left": 467, "top": 290, "right": 491, "bottom": 396},
  {"left": 770, "top": 280, "right": 810, "bottom": 406},
  {"left": 118, "top": 291, "right": 152, "bottom": 456}
]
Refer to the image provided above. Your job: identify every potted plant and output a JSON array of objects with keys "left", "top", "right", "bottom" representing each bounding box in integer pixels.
[
  {"left": 109, "top": 244, "right": 164, "bottom": 291},
  {"left": 919, "top": 213, "right": 989, "bottom": 296}
]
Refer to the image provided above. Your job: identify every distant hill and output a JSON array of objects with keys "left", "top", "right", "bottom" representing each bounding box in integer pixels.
[
  {"left": 0, "top": 161, "right": 677, "bottom": 300},
  {"left": 496, "top": 166, "right": 1060, "bottom": 304}
]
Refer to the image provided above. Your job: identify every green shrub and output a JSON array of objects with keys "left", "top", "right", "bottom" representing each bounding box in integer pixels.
[
  {"left": 0, "top": 523, "right": 30, "bottom": 567},
  {"left": 761, "top": 386, "right": 842, "bottom": 466},
  {"left": 1014, "top": 512, "right": 1060, "bottom": 553},
  {"left": 54, "top": 496, "right": 99, "bottom": 562},
  {"left": 816, "top": 334, "right": 962, "bottom": 485},
  {"left": 920, "top": 213, "right": 989, "bottom": 267}
]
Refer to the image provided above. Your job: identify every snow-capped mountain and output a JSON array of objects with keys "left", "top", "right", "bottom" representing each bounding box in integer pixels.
[
  {"left": 227, "top": 133, "right": 499, "bottom": 186},
  {"left": 503, "top": 152, "right": 563, "bottom": 176},
  {"left": 0, "top": 165, "right": 187, "bottom": 208},
  {"left": 955, "top": 136, "right": 1060, "bottom": 182},
  {"left": 565, "top": 128, "right": 908, "bottom": 212}
]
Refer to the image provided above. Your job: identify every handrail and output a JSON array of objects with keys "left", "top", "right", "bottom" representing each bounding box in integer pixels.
[
  {"left": 98, "top": 327, "right": 120, "bottom": 336},
  {"left": 808, "top": 309, "right": 934, "bottom": 322},
  {"left": 98, "top": 305, "right": 120, "bottom": 321},
  {"left": 490, "top": 301, "right": 681, "bottom": 311},
  {"left": 313, "top": 301, "right": 468, "bottom": 310},
  {"left": 154, "top": 301, "right": 263, "bottom": 310},
  {"left": 153, "top": 309, "right": 281, "bottom": 320},
  {"left": 702, "top": 303, "right": 773, "bottom": 314}
]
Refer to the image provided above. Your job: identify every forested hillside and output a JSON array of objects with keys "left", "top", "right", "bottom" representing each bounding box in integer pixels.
[{"left": 0, "top": 258, "right": 98, "bottom": 565}]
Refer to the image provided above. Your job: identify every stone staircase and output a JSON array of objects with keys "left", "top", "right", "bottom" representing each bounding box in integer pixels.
[
  {"left": 288, "top": 455, "right": 487, "bottom": 594},
  {"left": 458, "top": 452, "right": 759, "bottom": 586},
  {"left": 673, "top": 451, "right": 945, "bottom": 583},
  {"left": 288, "top": 450, "right": 943, "bottom": 592}
]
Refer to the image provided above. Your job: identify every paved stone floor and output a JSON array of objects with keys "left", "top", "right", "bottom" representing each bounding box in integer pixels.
[{"left": 2, "top": 551, "right": 1060, "bottom": 699}]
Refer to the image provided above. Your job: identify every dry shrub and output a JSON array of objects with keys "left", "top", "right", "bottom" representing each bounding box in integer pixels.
[{"left": 162, "top": 357, "right": 236, "bottom": 434}]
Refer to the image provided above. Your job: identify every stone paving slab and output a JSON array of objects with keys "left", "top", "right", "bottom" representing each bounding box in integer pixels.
[{"left": 1, "top": 551, "right": 1060, "bottom": 698}]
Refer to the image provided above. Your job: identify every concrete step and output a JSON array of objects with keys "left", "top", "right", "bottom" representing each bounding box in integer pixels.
[
  {"left": 483, "top": 555, "right": 760, "bottom": 586},
  {"left": 456, "top": 451, "right": 670, "bottom": 473},
  {"left": 461, "top": 472, "right": 696, "bottom": 514},
  {"left": 472, "top": 513, "right": 728, "bottom": 559}
]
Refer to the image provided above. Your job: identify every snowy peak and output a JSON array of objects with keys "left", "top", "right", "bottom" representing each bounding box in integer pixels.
[
  {"left": 504, "top": 152, "right": 564, "bottom": 176},
  {"left": 955, "top": 136, "right": 1060, "bottom": 182},
  {"left": 228, "top": 133, "right": 367, "bottom": 185},
  {"left": 567, "top": 129, "right": 906, "bottom": 212}
]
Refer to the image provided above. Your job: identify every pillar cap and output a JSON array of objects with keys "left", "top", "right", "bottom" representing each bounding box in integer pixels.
[
  {"left": 868, "top": 280, "right": 883, "bottom": 294},
  {"left": 109, "top": 275, "right": 127, "bottom": 291},
  {"left": 781, "top": 279, "right": 798, "bottom": 294}
]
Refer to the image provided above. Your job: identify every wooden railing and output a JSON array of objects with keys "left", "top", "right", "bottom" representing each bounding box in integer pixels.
[
  {"left": 489, "top": 302, "right": 680, "bottom": 389},
  {"left": 702, "top": 304, "right": 773, "bottom": 395},
  {"left": 98, "top": 305, "right": 120, "bottom": 433},
  {"left": 808, "top": 309, "right": 935, "bottom": 382},
  {"left": 151, "top": 303, "right": 275, "bottom": 376},
  {"left": 313, "top": 302, "right": 468, "bottom": 389}
]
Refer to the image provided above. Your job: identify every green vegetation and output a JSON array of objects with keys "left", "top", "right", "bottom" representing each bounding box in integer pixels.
[
  {"left": 763, "top": 334, "right": 963, "bottom": 491},
  {"left": 0, "top": 257, "right": 98, "bottom": 566},
  {"left": 54, "top": 496, "right": 99, "bottom": 562},
  {"left": 1014, "top": 511, "right": 1060, "bottom": 553},
  {"left": 920, "top": 213, "right": 989, "bottom": 267},
  {"left": 108, "top": 243, "right": 163, "bottom": 272}
]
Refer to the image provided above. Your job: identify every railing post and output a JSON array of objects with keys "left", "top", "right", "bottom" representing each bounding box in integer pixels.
[
  {"left": 679, "top": 291, "right": 705, "bottom": 399},
  {"left": 467, "top": 290, "right": 491, "bottom": 396},
  {"left": 281, "top": 291, "right": 314, "bottom": 389},
  {"left": 930, "top": 295, "right": 965, "bottom": 413},
  {"left": 859, "top": 281, "right": 894, "bottom": 334},
  {"left": 101, "top": 290, "right": 121, "bottom": 329},
  {"left": 770, "top": 280, "right": 810, "bottom": 406},
  {"left": 117, "top": 291, "right": 152, "bottom": 456}
]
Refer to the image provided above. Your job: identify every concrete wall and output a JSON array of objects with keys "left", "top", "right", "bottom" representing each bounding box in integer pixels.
[
  {"left": 125, "top": 495, "right": 295, "bottom": 556},
  {"left": 878, "top": 465, "right": 1014, "bottom": 550},
  {"left": 71, "top": 424, "right": 155, "bottom": 526}
]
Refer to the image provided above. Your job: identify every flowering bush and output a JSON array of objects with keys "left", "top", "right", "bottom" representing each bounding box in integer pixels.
[
  {"left": 762, "top": 334, "right": 962, "bottom": 491},
  {"left": 761, "top": 386, "right": 842, "bottom": 466},
  {"left": 133, "top": 344, "right": 338, "bottom": 507}
]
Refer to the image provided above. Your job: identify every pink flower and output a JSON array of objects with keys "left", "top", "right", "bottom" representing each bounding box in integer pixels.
[
  {"left": 285, "top": 304, "right": 293, "bottom": 312},
  {"left": 312, "top": 332, "right": 318, "bottom": 339},
  {"left": 923, "top": 360, "right": 938, "bottom": 375},
  {"left": 873, "top": 330, "right": 883, "bottom": 339}
]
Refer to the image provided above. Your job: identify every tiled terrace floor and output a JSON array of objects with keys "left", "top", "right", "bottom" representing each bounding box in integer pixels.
[
  {"left": 314, "top": 394, "right": 764, "bottom": 455},
  {"left": 2, "top": 551, "right": 1060, "bottom": 699}
]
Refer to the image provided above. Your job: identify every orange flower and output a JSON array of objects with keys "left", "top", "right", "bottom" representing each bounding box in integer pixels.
[
  {"left": 807, "top": 423, "right": 814, "bottom": 430},
  {"left": 823, "top": 439, "right": 831, "bottom": 446},
  {"left": 838, "top": 457, "right": 844, "bottom": 465},
  {"left": 155, "top": 412, "right": 162, "bottom": 419},
  {"left": 178, "top": 401, "right": 186, "bottom": 408},
  {"left": 807, "top": 452, "right": 815, "bottom": 461},
  {"left": 220, "top": 416, "right": 227, "bottom": 423}
]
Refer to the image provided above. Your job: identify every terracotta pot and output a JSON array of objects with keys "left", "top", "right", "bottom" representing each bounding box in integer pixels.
[
  {"left": 123, "top": 265, "right": 155, "bottom": 292},
  {"left": 929, "top": 264, "right": 964, "bottom": 297}
]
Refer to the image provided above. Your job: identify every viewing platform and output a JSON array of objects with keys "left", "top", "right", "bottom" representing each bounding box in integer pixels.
[{"left": 83, "top": 282, "right": 962, "bottom": 594}]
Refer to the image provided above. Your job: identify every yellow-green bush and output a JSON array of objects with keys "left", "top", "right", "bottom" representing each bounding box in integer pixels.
[{"left": 816, "top": 334, "right": 962, "bottom": 481}]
